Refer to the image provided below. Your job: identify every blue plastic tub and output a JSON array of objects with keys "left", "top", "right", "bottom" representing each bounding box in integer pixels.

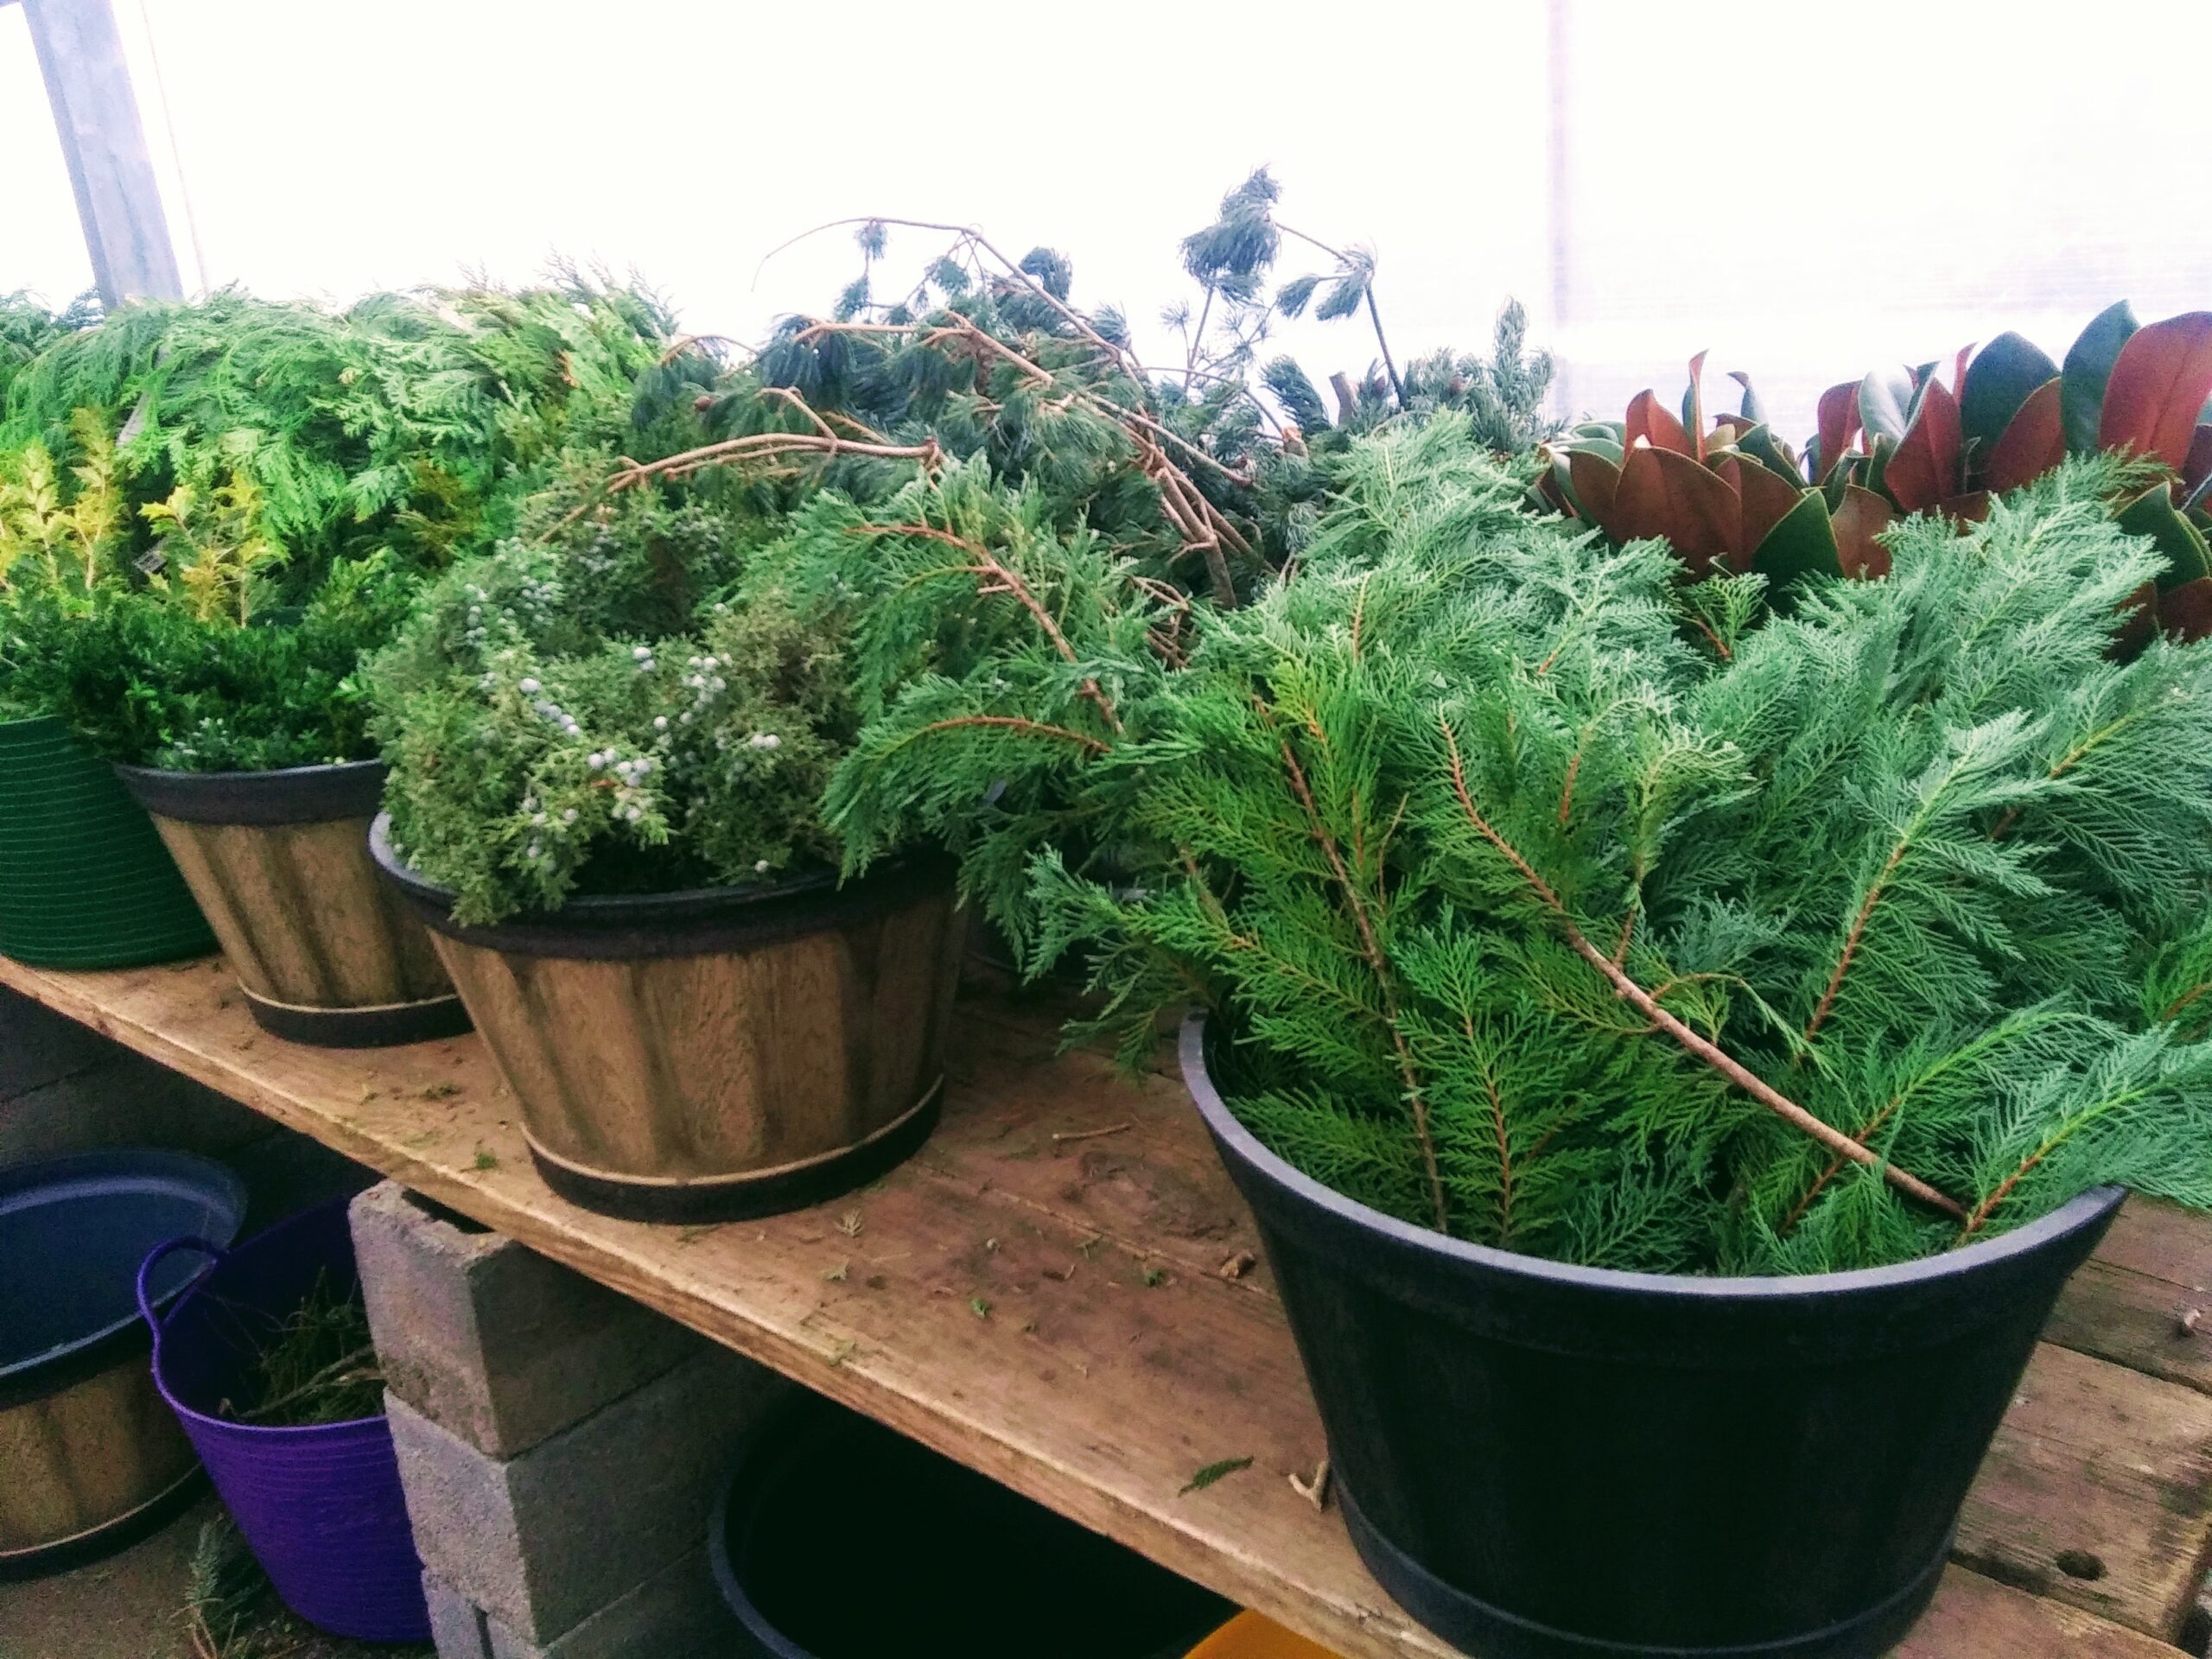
[{"left": 0, "top": 1151, "right": 245, "bottom": 1576}]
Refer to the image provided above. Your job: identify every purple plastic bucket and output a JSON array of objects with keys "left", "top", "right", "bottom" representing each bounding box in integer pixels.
[{"left": 137, "top": 1199, "right": 429, "bottom": 1643}]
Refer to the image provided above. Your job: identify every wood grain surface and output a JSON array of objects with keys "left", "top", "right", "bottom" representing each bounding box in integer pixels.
[{"left": 4, "top": 950, "right": 2208, "bottom": 1656}]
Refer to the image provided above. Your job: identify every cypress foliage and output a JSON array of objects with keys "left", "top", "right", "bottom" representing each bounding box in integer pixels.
[
  {"left": 829, "top": 416, "right": 2212, "bottom": 1273},
  {"left": 0, "top": 277, "right": 690, "bottom": 766}
]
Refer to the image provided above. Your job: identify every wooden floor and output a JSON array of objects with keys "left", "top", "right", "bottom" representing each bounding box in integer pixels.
[{"left": 6, "top": 950, "right": 2210, "bottom": 1659}]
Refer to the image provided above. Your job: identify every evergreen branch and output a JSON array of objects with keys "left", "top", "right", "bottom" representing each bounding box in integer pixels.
[
  {"left": 1988, "top": 706, "right": 2151, "bottom": 842},
  {"left": 849, "top": 522, "right": 1124, "bottom": 733},
  {"left": 791, "top": 314, "right": 1256, "bottom": 601},
  {"left": 918, "top": 715, "right": 1109, "bottom": 753},
  {"left": 1802, "top": 840, "right": 1905, "bottom": 1043},
  {"left": 1958, "top": 1094, "right": 2145, "bottom": 1239},
  {"left": 544, "top": 427, "right": 945, "bottom": 542},
  {"left": 1438, "top": 716, "right": 1968, "bottom": 1222},
  {"left": 1274, "top": 716, "right": 1449, "bottom": 1233}
]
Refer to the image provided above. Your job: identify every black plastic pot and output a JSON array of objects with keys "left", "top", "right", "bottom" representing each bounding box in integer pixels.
[
  {"left": 111, "top": 761, "right": 466, "bottom": 1047},
  {"left": 710, "top": 1395, "right": 1230, "bottom": 1657},
  {"left": 370, "top": 816, "right": 965, "bottom": 1223},
  {"left": 1180, "top": 1014, "right": 2126, "bottom": 1659}
]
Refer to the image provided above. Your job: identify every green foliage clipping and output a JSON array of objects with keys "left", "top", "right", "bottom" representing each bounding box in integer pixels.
[
  {"left": 0, "top": 276, "right": 697, "bottom": 766},
  {"left": 827, "top": 416, "right": 2212, "bottom": 1274}
]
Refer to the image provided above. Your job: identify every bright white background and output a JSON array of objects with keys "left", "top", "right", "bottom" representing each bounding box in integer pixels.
[{"left": 5, "top": 1, "right": 2210, "bottom": 437}]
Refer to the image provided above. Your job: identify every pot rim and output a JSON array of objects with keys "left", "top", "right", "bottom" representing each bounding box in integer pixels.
[
  {"left": 114, "top": 758, "right": 385, "bottom": 826},
  {"left": 0, "top": 1151, "right": 246, "bottom": 1399},
  {"left": 1179, "top": 1011, "right": 2126, "bottom": 1302},
  {"left": 367, "top": 810, "right": 949, "bottom": 960}
]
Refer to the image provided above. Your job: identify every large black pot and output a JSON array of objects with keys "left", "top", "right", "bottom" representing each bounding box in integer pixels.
[
  {"left": 710, "top": 1395, "right": 1231, "bottom": 1656},
  {"left": 1180, "top": 1015, "right": 2124, "bottom": 1659}
]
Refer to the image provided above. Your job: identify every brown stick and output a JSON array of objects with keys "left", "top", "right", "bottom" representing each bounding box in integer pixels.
[
  {"left": 918, "top": 715, "right": 1109, "bottom": 753},
  {"left": 1437, "top": 719, "right": 1967, "bottom": 1220}
]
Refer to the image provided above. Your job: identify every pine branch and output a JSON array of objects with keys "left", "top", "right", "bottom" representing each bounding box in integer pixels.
[{"left": 1438, "top": 716, "right": 1968, "bottom": 1222}]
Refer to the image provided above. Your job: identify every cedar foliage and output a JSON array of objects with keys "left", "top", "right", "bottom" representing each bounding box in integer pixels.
[
  {"left": 0, "top": 277, "right": 697, "bottom": 766},
  {"left": 829, "top": 416, "right": 2212, "bottom": 1273}
]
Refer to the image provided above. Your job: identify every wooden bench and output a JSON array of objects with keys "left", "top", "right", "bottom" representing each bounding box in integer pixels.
[{"left": 5, "top": 952, "right": 2208, "bottom": 1658}]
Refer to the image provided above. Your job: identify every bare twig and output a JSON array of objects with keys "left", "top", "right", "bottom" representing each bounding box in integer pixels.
[{"left": 1052, "top": 1122, "right": 1131, "bottom": 1146}]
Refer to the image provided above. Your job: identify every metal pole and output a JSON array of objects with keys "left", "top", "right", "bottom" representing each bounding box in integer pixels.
[
  {"left": 1546, "top": 0, "right": 1573, "bottom": 418},
  {"left": 21, "top": 0, "right": 182, "bottom": 305}
]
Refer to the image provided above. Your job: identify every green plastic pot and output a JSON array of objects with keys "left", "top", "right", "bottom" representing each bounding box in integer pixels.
[{"left": 0, "top": 716, "right": 213, "bottom": 969}]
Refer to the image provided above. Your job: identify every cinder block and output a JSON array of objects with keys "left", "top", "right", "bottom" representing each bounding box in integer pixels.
[
  {"left": 350, "top": 1181, "right": 698, "bottom": 1457},
  {"left": 425, "top": 1548, "right": 737, "bottom": 1659},
  {"left": 388, "top": 1347, "right": 786, "bottom": 1642},
  {"left": 423, "top": 1569, "right": 494, "bottom": 1658}
]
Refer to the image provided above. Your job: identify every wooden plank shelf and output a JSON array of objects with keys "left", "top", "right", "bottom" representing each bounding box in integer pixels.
[{"left": 6, "top": 950, "right": 2211, "bottom": 1658}]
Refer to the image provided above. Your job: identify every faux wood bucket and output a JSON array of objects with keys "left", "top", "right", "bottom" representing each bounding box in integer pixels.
[
  {"left": 368, "top": 815, "right": 965, "bottom": 1222},
  {"left": 0, "top": 1152, "right": 245, "bottom": 1579},
  {"left": 114, "top": 761, "right": 467, "bottom": 1048}
]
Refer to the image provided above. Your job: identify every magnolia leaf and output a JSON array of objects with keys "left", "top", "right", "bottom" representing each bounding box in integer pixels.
[
  {"left": 2184, "top": 426, "right": 2212, "bottom": 499},
  {"left": 1831, "top": 484, "right": 1894, "bottom": 579},
  {"left": 1862, "top": 434, "right": 1897, "bottom": 500},
  {"left": 1859, "top": 370, "right": 1916, "bottom": 443},
  {"left": 1750, "top": 486, "right": 1843, "bottom": 593},
  {"left": 1734, "top": 423, "right": 1802, "bottom": 481},
  {"left": 1567, "top": 448, "right": 1624, "bottom": 529},
  {"left": 2156, "top": 575, "right": 2212, "bottom": 643},
  {"left": 1986, "top": 379, "right": 2066, "bottom": 493},
  {"left": 1547, "top": 452, "right": 1586, "bottom": 517},
  {"left": 2113, "top": 482, "right": 2212, "bottom": 591},
  {"left": 1814, "top": 382, "right": 1861, "bottom": 482},
  {"left": 1884, "top": 378, "right": 1964, "bottom": 513},
  {"left": 1681, "top": 351, "right": 1709, "bottom": 462},
  {"left": 1729, "top": 369, "right": 1765, "bottom": 423},
  {"left": 1960, "top": 333, "right": 2060, "bottom": 455},
  {"left": 2061, "top": 300, "right": 2138, "bottom": 454},
  {"left": 1625, "top": 390, "right": 1695, "bottom": 458},
  {"left": 1611, "top": 446, "right": 1739, "bottom": 572},
  {"left": 1734, "top": 457, "right": 1807, "bottom": 565},
  {"left": 2096, "top": 312, "right": 2212, "bottom": 474}
]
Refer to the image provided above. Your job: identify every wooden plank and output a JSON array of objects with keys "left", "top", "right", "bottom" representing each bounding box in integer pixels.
[
  {"left": 1957, "top": 1340, "right": 2212, "bottom": 1637},
  {"left": 6, "top": 951, "right": 2212, "bottom": 1655},
  {"left": 2047, "top": 1196, "right": 2212, "bottom": 1396},
  {"left": 1896, "top": 1565, "right": 2190, "bottom": 1658},
  {"left": 21, "top": 0, "right": 182, "bottom": 305}
]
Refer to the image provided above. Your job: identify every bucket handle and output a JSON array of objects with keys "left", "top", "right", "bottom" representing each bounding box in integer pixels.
[{"left": 137, "top": 1235, "right": 226, "bottom": 1344}]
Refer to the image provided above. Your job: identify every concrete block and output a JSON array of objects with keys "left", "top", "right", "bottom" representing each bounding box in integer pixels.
[
  {"left": 423, "top": 1568, "right": 494, "bottom": 1658},
  {"left": 388, "top": 1347, "right": 786, "bottom": 1642},
  {"left": 351, "top": 1182, "right": 700, "bottom": 1457},
  {"left": 426, "top": 1548, "right": 737, "bottom": 1659}
]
